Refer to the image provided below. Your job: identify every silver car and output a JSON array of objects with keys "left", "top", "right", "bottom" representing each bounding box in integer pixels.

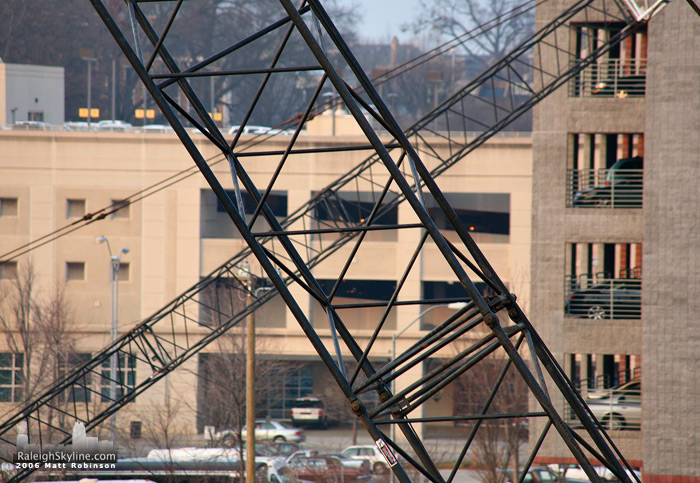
[{"left": 585, "top": 381, "right": 641, "bottom": 430}]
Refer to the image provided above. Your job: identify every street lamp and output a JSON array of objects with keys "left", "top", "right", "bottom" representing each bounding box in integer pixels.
[
  {"left": 98, "top": 236, "right": 129, "bottom": 445},
  {"left": 237, "top": 261, "right": 257, "bottom": 483},
  {"left": 390, "top": 302, "right": 467, "bottom": 450},
  {"left": 80, "top": 49, "right": 98, "bottom": 129},
  {"left": 237, "top": 261, "right": 274, "bottom": 483},
  {"left": 322, "top": 91, "right": 336, "bottom": 136},
  {"left": 391, "top": 302, "right": 467, "bottom": 365}
]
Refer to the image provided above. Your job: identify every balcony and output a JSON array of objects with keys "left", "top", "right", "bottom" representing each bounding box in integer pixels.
[
  {"left": 566, "top": 160, "right": 643, "bottom": 208},
  {"left": 564, "top": 275, "right": 641, "bottom": 319},
  {"left": 570, "top": 58, "right": 646, "bottom": 98}
]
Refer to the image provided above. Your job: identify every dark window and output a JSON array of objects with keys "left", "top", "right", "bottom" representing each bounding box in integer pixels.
[
  {"left": 0, "top": 261, "right": 18, "bottom": 280},
  {"left": 66, "top": 262, "right": 85, "bottom": 281},
  {"left": 59, "top": 353, "right": 92, "bottom": 403},
  {"left": 314, "top": 193, "right": 398, "bottom": 226},
  {"left": 317, "top": 279, "right": 397, "bottom": 301},
  {"left": 422, "top": 281, "right": 490, "bottom": 303},
  {"left": 111, "top": 199, "right": 130, "bottom": 219},
  {"left": 425, "top": 193, "right": 510, "bottom": 235},
  {"left": 0, "top": 353, "right": 23, "bottom": 402},
  {"left": 67, "top": 199, "right": 86, "bottom": 218},
  {"left": 0, "top": 198, "right": 18, "bottom": 217},
  {"left": 216, "top": 190, "right": 288, "bottom": 217},
  {"left": 101, "top": 354, "right": 137, "bottom": 402}
]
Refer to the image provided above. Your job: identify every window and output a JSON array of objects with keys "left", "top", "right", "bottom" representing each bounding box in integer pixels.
[
  {"left": 425, "top": 193, "right": 510, "bottom": 236},
  {"left": 314, "top": 279, "right": 398, "bottom": 330},
  {"left": 216, "top": 190, "right": 288, "bottom": 217},
  {"left": 59, "top": 353, "right": 92, "bottom": 403},
  {"left": 0, "top": 198, "right": 18, "bottom": 217},
  {"left": 118, "top": 263, "right": 130, "bottom": 282},
  {"left": 28, "top": 111, "right": 44, "bottom": 122},
  {"left": 111, "top": 199, "right": 130, "bottom": 219},
  {"left": 0, "top": 353, "right": 24, "bottom": 402},
  {"left": 101, "top": 354, "right": 136, "bottom": 402},
  {"left": 66, "top": 262, "right": 85, "bottom": 281},
  {"left": 67, "top": 199, "right": 86, "bottom": 218},
  {"left": 0, "top": 261, "right": 18, "bottom": 280}
]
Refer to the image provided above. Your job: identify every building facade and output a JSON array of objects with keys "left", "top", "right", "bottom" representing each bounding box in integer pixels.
[
  {"left": 0, "top": 126, "right": 532, "bottom": 443},
  {"left": 531, "top": 0, "right": 700, "bottom": 479}
]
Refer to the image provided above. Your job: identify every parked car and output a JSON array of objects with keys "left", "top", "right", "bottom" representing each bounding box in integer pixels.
[
  {"left": 340, "top": 445, "right": 389, "bottom": 475},
  {"left": 96, "top": 119, "right": 133, "bottom": 131},
  {"left": 287, "top": 450, "right": 370, "bottom": 475},
  {"left": 216, "top": 420, "right": 305, "bottom": 444},
  {"left": 228, "top": 124, "right": 272, "bottom": 135},
  {"left": 269, "top": 441, "right": 303, "bottom": 457},
  {"left": 501, "top": 466, "right": 559, "bottom": 483},
  {"left": 565, "top": 279, "right": 641, "bottom": 319},
  {"left": 142, "top": 123, "right": 174, "bottom": 133},
  {"left": 572, "top": 157, "right": 643, "bottom": 208},
  {"left": 291, "top": 397, "right": 328, "bottom": 428},
  {"left": 287, "top": 455, "right": 370, "bottom": 483},
  {"left": 12, "top": 121, "right": 56, "bottom": 131},
  {"left": 585, "top": 380, "right": 641, "bottom": 431}
]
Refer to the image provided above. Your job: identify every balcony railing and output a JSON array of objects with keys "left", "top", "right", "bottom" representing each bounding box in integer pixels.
[
  {"left": 566, "top": 168, "right": 643, "bottom": 208},
  {"left": 565, "top": 276, "right": 642, "bottom": 319},
  {"left": 570, "top": 58, "right": 647, "bottom": 98}
]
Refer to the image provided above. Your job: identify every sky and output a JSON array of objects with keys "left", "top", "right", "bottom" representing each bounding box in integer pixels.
[{"left": 345, "top": 0, "right": 425, "bottom": 43}]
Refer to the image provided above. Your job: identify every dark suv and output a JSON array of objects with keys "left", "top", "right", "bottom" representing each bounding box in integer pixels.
[{"left": 573, "top": 156, "right": 643, "bottom": 208}]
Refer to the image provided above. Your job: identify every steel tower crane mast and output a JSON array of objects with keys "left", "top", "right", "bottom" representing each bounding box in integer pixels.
[{"left": 0, "top": 0, "right": 666, "bottom": 481}]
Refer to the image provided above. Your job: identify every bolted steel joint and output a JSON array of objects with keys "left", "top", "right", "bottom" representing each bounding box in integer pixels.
[
  {"left": 508, "top": 307, "right": 520, "bottom": 322},
  {"left": 350, "top": 399, "right": 366, "bottom": 416},
  {"left": 483, "top": 312, "right": 499, "bottom": 328}
]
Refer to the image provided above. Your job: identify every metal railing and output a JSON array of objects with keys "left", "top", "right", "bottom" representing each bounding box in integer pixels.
[
  {"left": 565, "top": 276, "right": 642, "bottom": 319},
  {"left": 567, "top": 168, "right": 643, "bottom": 208},
  {"left": 570, "top": 58, "right": 646, "bottom": 97}
]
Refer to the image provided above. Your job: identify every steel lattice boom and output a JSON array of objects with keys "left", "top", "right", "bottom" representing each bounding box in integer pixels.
[{"left": 0, "top": 0, "right": 658, "bottom": 481}]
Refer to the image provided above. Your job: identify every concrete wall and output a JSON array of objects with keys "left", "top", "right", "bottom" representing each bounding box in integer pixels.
[{"left": 642, "top": 1, "right": 700, "bottom": 479}]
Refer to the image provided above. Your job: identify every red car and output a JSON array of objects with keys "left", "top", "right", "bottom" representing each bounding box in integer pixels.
[{"left": 288, "top": 455, "right": 370, "bottom": 483}]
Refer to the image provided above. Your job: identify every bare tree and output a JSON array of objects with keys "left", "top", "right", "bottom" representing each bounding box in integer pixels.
[
  {"left": 413, "top": 0, "right": 535, "bottom": 71},
  {"left": 450, "top": 350, "right": 528, "bottom": 483},
  {"left": 0, "top": 260, "right": 39, "bottom": 404},
  {"left": 0, "top": 260, "right": 79, "bottom": 446}
]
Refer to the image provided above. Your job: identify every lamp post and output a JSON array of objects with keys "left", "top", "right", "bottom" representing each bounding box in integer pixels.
[
  {"left": 237, "top": 262, "right": 274, "bottom": 483},
  {"left": 322, "top": 91, "right": 336, "bottom": 136},
  {"left": 236, "top": 262, "right": 256, "bottom": 483},
  {"left": 80, "top": 49, "right": 98, "bottom": 129},
  {"left": 98, "top": 236, "right": 129, "bottom": 444}
]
